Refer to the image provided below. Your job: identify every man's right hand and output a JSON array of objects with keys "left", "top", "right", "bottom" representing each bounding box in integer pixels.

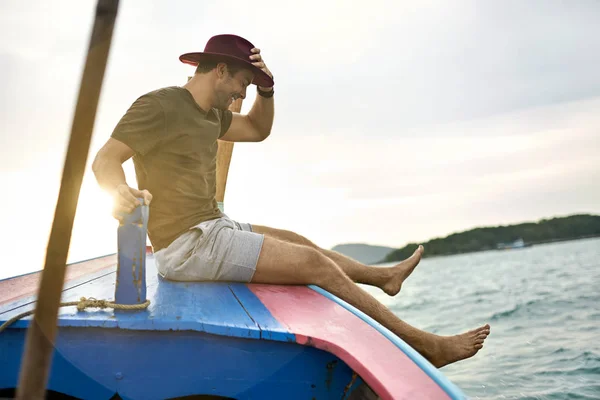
[{"left": 112, "top": 184, "right": 153, "bottom": 221}]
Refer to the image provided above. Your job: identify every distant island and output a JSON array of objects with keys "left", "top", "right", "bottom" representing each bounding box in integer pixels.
[
  {"left": 331, "top": 214, "right": 600, "bottom": 264},
  {"left": 330, "top": 244, "right": 396, "bottom": 265},
  {"left": 382, "top": 214, "right": 600, "bottom": 263}
]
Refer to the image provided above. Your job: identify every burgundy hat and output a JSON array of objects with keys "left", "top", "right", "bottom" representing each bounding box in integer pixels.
[{"left": 180, "top": 34, "right": 274, "bottom": 88}]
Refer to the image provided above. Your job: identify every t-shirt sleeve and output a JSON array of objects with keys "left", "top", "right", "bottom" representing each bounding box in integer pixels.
[
  {"left": 218, "top": 109, "right": 233, "bottom": 138},
  {"left": 111, "top": 95, "right": 165, "bottom": 155}
]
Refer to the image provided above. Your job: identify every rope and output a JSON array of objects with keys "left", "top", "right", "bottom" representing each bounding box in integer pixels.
[{"left": 0, "top": 297, "right": 150, "bottom": 333}]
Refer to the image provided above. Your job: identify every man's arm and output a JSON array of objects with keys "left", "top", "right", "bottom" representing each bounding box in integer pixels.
[
  {"left": 220, "top": 47, "right": 275, "bottom": 143},
  {"left": 92, "top": 138, "right": 132, "bottom": 194},
  {"left": 220, "top": 92, "right": 274, "bottom": 142},
  {"left": 93, "top": 94, "right": 162, "bottom": 219},
  {"left": 92, "top": 138, "right": 152, "bottom": 219}
]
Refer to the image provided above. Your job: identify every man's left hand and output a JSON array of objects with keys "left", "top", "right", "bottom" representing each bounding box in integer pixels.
[{"left": 249, "top": 48, "right": 273, "bottom": 92}]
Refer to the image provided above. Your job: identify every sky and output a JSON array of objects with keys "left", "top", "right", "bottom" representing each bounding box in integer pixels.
[{"left": 0, "top": 0, "right": 599, "bottom": 279}]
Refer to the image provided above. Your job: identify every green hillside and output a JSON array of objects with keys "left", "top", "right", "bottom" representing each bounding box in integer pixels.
[{"left": 381, "top": 214, "right": 600, "bottom": 263}]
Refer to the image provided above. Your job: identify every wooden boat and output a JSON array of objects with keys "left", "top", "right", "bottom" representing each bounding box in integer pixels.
[
  {"left": 0, "top": 2, "right": 469, "bottom": 398},
  {"left": 0, "top": 243, "right": 467, "bottom": 399}
]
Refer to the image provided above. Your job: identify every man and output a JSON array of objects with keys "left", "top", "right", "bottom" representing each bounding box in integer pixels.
[{"left": 92, "top": 34, "right": 489, "bottom": 368}]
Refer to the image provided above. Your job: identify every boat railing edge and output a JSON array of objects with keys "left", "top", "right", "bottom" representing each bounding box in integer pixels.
[{"left": 308, "top": 285, "right": 467, "bottom": 400}]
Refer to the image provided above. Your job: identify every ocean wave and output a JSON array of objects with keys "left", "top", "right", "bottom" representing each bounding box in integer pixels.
[
  {"left": 489, "top": 299, "right": 542, "bottom": 320},
  {"left": 534, "top": 351, "right": 600, "bottom": 378},
  {"left": 394, "top": 239, "right": 600, "bottom": 400},
  {"left": 576, "top": 293, "right": 600, "bottom": 302},
  {"left": 506, "top": 324, "right": 525, "bottom": 332},
  {"left": 488, "top": 298, "right": 580, "bottom": 321},
  {"left": 520, "top": 390, "right": 600, "bottom": 400},
  {"left": 391, "top": 299, "right": 432, "bottom": 312},
  {"left": 490, "top": 307, "right": 519, "bottom": 321},
  {"left": 569, "top": 350, "right": 600, "bottom": 363},
  {"left": 535, "top": 365, "right": 600, "bottom": 376},
  {"left": 550, "top": 350, "right": 600, "bottom": 364},
  {"left": 468, "top": 288, "right": 500, "bottom": 297}
]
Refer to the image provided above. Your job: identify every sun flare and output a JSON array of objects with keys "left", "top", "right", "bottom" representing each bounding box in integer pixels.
[{"left": 68, "top": 178, "right": 119, "bottom": 263}]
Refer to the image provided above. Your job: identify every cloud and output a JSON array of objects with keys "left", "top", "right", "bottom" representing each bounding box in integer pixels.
[
  {"left": 0, "top": 0, "right": 599, "bottom": 277},
  {"left": 224, "top": 96, "right": 600, "bottom": 248}
]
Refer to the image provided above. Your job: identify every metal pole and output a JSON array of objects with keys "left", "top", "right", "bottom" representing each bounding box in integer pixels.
[{"left": 16, "top": 1, "right": 119, "bottom": 398}]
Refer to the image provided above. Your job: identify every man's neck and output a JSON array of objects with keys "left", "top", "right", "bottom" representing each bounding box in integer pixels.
[{"left": 183, "top": 74, "right": 215, "bottom": 111}]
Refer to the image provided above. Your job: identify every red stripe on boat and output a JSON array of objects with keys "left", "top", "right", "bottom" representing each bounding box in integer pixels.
[
  {"left": 0, "top": 247, "right": 154, "bottom": 307},
  {"left": 0, "top": 254, "right": 117, "bottom": 307},
  {"left": 250, "top": 284, "right": 450, "bottom": 400}
]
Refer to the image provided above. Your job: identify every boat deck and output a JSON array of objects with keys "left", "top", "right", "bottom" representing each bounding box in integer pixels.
[{"left": 0, "top": 254, "right": 463, "bottom": 400}]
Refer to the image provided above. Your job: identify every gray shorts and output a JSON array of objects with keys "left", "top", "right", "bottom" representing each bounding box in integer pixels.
[{"left": 154, "top": 216, "right": 264, "bottom": 282}]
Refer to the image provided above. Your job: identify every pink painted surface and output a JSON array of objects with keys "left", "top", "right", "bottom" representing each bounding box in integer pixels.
[
  {"left": 250, "top": 284, "right": 451, "bottom": 400},
  {"left": 0, "top": 254, "right": 117, "bottom": 307},
  {"left": 0, "top": 247, "right": 155, "bottom": 307}
]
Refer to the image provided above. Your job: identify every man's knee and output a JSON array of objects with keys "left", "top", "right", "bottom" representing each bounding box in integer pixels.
[
  {"left": 301, "top": 247, "right": 342, "bottom": 286},
  {"left": 254, "top": 225, "right": 315, "bottom": 248},
  {"left": 288, "top": 230, "right": 316, "bottom": 248}
]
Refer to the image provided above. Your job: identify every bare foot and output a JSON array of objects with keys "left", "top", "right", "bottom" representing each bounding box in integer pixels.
[
  {"left": 430, "top": 324, "right": 491, "bottom": 368},
  {"left": 382, "top": 245, "right": 424, "bottom": 296}
]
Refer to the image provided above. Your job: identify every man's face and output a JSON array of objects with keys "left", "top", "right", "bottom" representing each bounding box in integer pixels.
[{"left": 215, "top": 66, "right": 254, "bottom": 110}]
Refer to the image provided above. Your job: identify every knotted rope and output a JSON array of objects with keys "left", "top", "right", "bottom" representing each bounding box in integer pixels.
[{"left": 0, "top": 297, "right": 150, "bottom": 333}]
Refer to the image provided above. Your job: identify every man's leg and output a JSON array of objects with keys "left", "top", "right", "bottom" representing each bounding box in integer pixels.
[
  {"left": 251, "top": 235, "right": 490, "bottom": 368},
  {"left": 252, "top": 225, "right": 422, "bottom": 296}
]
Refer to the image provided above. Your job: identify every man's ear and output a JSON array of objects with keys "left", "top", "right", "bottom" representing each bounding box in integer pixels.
[{"left": 215, "top": 62, "right": 228, "bottom": 79}]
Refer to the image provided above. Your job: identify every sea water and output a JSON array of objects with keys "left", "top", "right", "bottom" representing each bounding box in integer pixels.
[{"left": 364, "top": 238, "right": 600, "bottom": 399}]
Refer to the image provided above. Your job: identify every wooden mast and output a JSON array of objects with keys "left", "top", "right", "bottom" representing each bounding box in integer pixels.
[
  {"left": 216, "top": 98, "right": 243, "bottom": 211},
  {"left": 16, "top": 1, "right": 120, "bottom": 398}
]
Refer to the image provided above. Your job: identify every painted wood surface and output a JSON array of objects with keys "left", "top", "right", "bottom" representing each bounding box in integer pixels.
[
  {"left": 0, "top": 257, "right": 263, "bottom": 339},
  {"left": 310, "top": 285, "right": 466, "bottom": 400},
  {"left": 228, "top": 283, "right": 294, "bottom": 342},
  {"left": 250, "top": 284, "right": 453, "bottom": 400},
  {"left": 1, "top": 328, "right": 356, "bottom": 399},
  {"left": 1, "top": 254, "right": 465, "bottom": 399},
  {"left": 0, "top": 254, "right": 116, "bottom": 308}
]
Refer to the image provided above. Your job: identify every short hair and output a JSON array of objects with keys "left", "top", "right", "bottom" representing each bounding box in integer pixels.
[{"left": 195, "top": 58, "right": 249, "bottom": 77}]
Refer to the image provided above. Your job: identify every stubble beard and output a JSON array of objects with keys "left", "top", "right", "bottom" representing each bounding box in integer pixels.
[{"left": 213, "top": 91, "right": 229, "bottom": 111}]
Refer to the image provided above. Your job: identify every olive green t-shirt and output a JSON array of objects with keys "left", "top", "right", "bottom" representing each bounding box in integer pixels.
[{"left": 111, "top": 86, "right": 233, "bottom": 251}]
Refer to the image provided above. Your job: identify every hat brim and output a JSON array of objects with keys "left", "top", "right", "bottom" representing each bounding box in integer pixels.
[{"left": 180, "top": 52, "right": 274, "bottom": 88}]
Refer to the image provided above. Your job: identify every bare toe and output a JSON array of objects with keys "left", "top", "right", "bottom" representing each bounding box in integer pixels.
[{"left": 431, "top": 324, "right": 491, "bottom": 368}]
